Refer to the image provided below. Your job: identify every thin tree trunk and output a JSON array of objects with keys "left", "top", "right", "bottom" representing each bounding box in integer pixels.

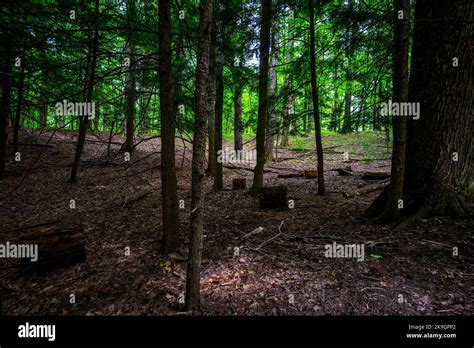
[
  {"left": 265, "top": 25, "right": 279, "bottom": 161},
  {"left": 251, "top": 0, "right": 272, "bottom": 193},
  {"left": 124, "top": 43, "right": 135, "bottom": 152},
  {"left": 331, "top": 71, "right": 339, "bottom": 131},
  {"left": 306, "top": 88, "right": 313, "bottom": 136},
  {"left": 185, "top": 0, "right": 213, "bottom": 310},
  {"left": 309, "top": 0, "right": 325, "bottom": 195},
  {"left": 341, "top": 82, "right": 352, "bottom": 133},
  {"left": 70, "top": 0, "right": 99, "bottom": 183},
  {"left": 13, "top": 59, "right": 25, "bottom": 155},
  {"left": 234, "top": 87, "right": 243, "bottom": 151},
  {"left": 213, "top": 14, "right": 224, "bottom": 190},
  {"left": 159, "top": 0, "right": 179, "bottom": 253},
  {"left": 141, "top": 56, "right": 150, "bottom": 133},
  {"left": 206, "top": 39, "right": 216, "bottom": 176},
  {"left": 379, "top": 0, "right": 410, "bottom": 221},
  {"left": 0, "top": 0, "right": 13, "bottom": 180}
]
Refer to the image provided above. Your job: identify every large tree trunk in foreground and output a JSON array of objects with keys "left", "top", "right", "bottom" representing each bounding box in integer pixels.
[
  {"left": 0, "top": 0, "right": 13, "bottom": 181},
  {"left": 309, "top": 0, "right": 325, "bottom": 195},
  {"left": 186, "top": 0, "right": 213, "bottom": 310},
  {"left": 70, "top": 0, "right": 99, "bottom": 183},
  {"left": 367, "top": 0, "right": 473, "bottom": 221},
  {"left": 377, "top": 0, "right": 410, "bottom": 222},
  {"left": 159, "top": 0, "right": 179, "bottom": 253},
  {"left": 251, "top": 0, "right": 272, "bottom": 193}
]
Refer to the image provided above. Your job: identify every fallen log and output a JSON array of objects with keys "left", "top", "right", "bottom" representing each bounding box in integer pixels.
[
  {"left": 259, "top": 186, "right": 288, "bottom": 209},
  {"left": 8, "top": 142, "right": 53, "bottom": 148},
  {"left": 223, "top": 164, "right": 269, "bottom": 173},
  {"left": 232, "top": 178, "right": 247, "bottom": 190},
  {"left": 335, "top": 167, "right": 354, "bottom": 176},
  {"left": 277, "top": 173, "right": 303, "bottom": 178},
  {"left": 343, "top": 183, "right": 387, "bottom": 198},
  {"left": 361, "top": 171, "right": 391, "bottom": 180},
  {"left": 16, "top": 221, "right": 86, "bottom": 273}
]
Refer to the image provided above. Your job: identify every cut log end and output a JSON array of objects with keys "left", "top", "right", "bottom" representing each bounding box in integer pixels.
[
  {"left": 259, "top": 186, "right": 288, "bottom": 209},
  {"left": 232, "top": 178, "right": 247, "bottom": 190},
  {"left": 16, "top": 221, "right": 86, "bottom": 273}
]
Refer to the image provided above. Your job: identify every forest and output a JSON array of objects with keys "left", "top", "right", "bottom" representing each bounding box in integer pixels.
[{"left": 0, "top": 0, "right": 472, "bottom": 318}]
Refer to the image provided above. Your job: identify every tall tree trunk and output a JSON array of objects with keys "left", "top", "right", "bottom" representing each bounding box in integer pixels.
[
  {"left": 206, "top": 40, "right": 216, "bottom": 176},
  {"left": 70, "top": 0, "right": 99, "bottom": 183},
  {"left": 306, "top": 88, "right": 313, "bottom": 136},
  {"left": 0, "top": 0, "right": 13, "bottom": 180},
  {"left": 13, "top": 58, "right": 25, "bottom": 155},
  {"left": 404, "top": 0, "right": 473, "bottom": 218},
  {"left": 234, "top": 87, "right": 243, "bottom": 151},
  {"left": 185, "top": 0, "right": 213, "bottom": 310},
  {"left": 265, "top": 25, "right": 279, "bottom": 161},
  {"left": 159, "top": 0, "right": 179, "bottom": 254},
  {"left": 368, "top": 0, "right": 473, "bottom": 221},
  {"left": 331, "top": 70, "right": 339, "bottom": 131},
  {"left": 40, "top": 49, "right": 48, "bottom": 129},
  {"left": 141, "top": 56, "right": 150, "bottom": 133},
  {"left": 341, "top": 82, "right": 352, "bottom": 133},
  {"left": 309, "top": 0, "right": 325, "bottom": 195},
  {"left": 250, "top": 0, "right": 272, "bottom": 193},
  {"left": 124, "top": 44, "right": 135, "bottom": 152},
  {"left": 377, "top": 0, "right": 410, "bottom": 222},
  {"left": 124, "top": 0, "right": 136, "bottom": 152},
  {"left": 213, "top": 13, "right": 224, "bottom": 190}
]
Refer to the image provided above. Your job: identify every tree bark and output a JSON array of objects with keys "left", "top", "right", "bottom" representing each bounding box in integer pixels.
[
  {"left": 69, "top": 0, "right": 99, "bottom": 183},
  {"left": 341, "top": 82, "right": 352, "bottom": 133},
  {"left": 13, "top": 59, "right": 25, "bottom": 155},
  {"left": 233, "top": 87, "right": 243, "bottom": 151},
  {"left": 309, "top": 0, "right": 325, "bottom": 195},
  {"left": 367, "top": 0, "right": 473, "bottom": 221},
  {"left": 404, "top": 0, "right": 473, "bottom": 218},
  {"left": 0, "top": 0, "right": 13, "bottom": 180},
  {"left": 186, "top": 0, "right": 213, "bottom": 310},
  {"left": 124, "top": 0, "right": 136, "bottom": 154},
  {"left": 159, "top": 0, "right": 179, "bottom": 254},
  {"left": 213, "top": 12, "right": 224, "bottom": 190},
  {"left": 206, "top": 37, "right": 216, "bottom": 176},
  {"left": 265, "top": 24, "right": 279, "bottom": 161},
  {"left": 378, "top": 0, "right": 410, "bottom": 222},
  {"left": 251, "top": 0, "right": 272, "bottom": 193}
]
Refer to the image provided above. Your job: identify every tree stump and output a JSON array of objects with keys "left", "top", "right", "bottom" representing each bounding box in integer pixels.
[
  {"left": 17, "top": 221, "right": 86, "bottom": 273},
  {"left": 232, "top": 178, "right": 247, "bottom": 190},
  {"left": 259, "top": 186, "right": 288, "bottom": 209},
  {"left": 304, "top": 170, "right": 318, "bottom": 179}
]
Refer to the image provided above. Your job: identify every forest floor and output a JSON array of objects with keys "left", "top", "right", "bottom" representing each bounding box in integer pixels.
[{"left": 1, "top": 128, "right": 473, "bottom": 315}]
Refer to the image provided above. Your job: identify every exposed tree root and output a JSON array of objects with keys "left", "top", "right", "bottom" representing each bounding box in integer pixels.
[{"left": 366, "top": 184, "right": 471, "bottom": 228}]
